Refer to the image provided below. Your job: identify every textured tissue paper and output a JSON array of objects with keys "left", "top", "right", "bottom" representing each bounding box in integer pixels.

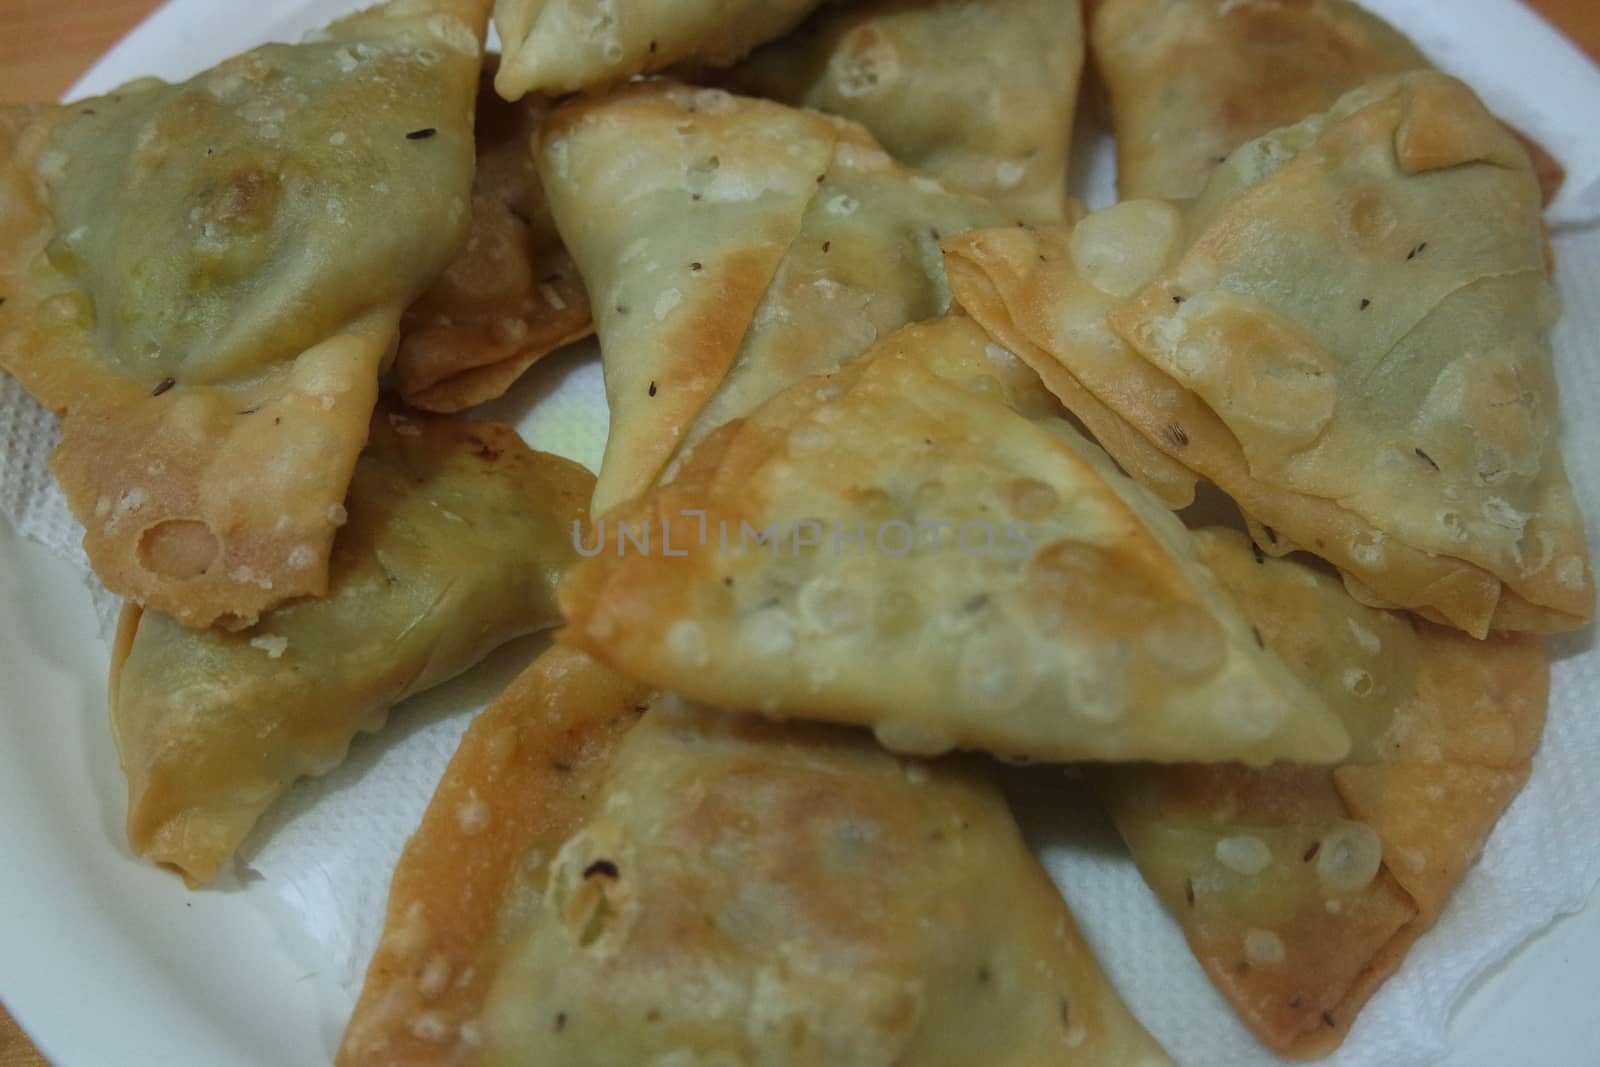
[{"left": 1, "top": 1, "right": 1597, "bottom": 1065}]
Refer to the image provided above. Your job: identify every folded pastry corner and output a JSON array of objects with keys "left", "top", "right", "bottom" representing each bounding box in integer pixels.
[
  {"left": 494, "top": 0, "right": 830, "bottom": 99},
  {"left": 713, "top": 0, "right": 1085, "bottom": 222},
  {"left": 949, "top": 73, "right": 1594, "bottom": 636},
  {"left": 941, "top": 208, "right": 1201, "bottom": 511},
  {"left": 1099, "top": 527, "right": 1547, "bottom": 1056},
  {"left": 339, "top": 643, "right": 1174, "bottom": 1066},
  {"left": 0, "top": 0, "right": 492, "bottom": 628},
  {"left": 561, "top": 316, "right": 1349, "bottom": 767},
  {"left": 537, "top": 81, "right": 1010, "bottom": 516},
  {"left": 109, "top": 410, "right": 592, "bottom": 886},
  {"left": 396, "top": 68, "right": 592, "bottom": 413}
]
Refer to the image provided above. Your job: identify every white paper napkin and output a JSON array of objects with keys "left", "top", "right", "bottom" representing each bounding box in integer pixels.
[{"left": 2, "top": 2, "right": 1598, "bottom": 1064}]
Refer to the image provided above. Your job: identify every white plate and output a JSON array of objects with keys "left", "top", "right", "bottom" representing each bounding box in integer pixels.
[{"left": 2, "top": 2, "right": 1599, "bottom": 1065}]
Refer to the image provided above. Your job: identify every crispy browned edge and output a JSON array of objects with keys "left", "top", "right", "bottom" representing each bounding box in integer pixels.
[{"left": 338, "top": 644, "right": 649, "bottom": 1066}]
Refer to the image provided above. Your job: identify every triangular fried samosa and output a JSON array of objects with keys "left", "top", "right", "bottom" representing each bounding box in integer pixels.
[
  {"left": 715, "top": 0, "right": 1085, "bottom": 221},
  {"left": 561, "top": 317, "right": 1348, "bottom": 766},
  {"left": 947, "top": 74, "right": 1594, "bottom": 635},
  {"left": 339, "top": 644, "right": 1174, "bottom": 1067},
  {"left": 1099, "top": 527, "right": 1547, "bottom": 1056},
  {"left": 110, "top": 410, "right": 591, "bottom": 885},
  {"left": 0, "top": 0, "right": 492, "bottom": 626},
  {"left": 537, "top": 81, "right": 1009, "bottom": 515}
]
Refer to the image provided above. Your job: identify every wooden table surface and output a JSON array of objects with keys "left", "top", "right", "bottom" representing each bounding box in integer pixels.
[{"left": 0, "top": 1, "right": 1596, "bottom": 1064}]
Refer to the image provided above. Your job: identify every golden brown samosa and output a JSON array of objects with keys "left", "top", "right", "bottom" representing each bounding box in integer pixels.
[
  {"left": 560, "top": 317, "right": 1349, "bottom": 767},
  {"left": 714, "top": 0, "right": 1085, "bottom": 221},
  {"left": 110, "top": 411, "right": 591, "bottom": 886},
  {"left": 1090, "top": 0, "right": 1427, "bottom": 200},
  {"left": 537, "top": 81, "right": 1010, "bottom": 516},
  {"left": 948, "top": 74, "right": 1594, "bottom": 635},
  {"left": 1100, "top": 527, "right": 1548, "bottom": 1057},
  {"left": 0, "top": 0, "right": 491, "bottom": 628},
  {"left": 339, "top": 644, "right": 1175, "bottom": 1067},
  {"left": 1088, "top": 0, "right": 1566, "bottom": 207}
]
